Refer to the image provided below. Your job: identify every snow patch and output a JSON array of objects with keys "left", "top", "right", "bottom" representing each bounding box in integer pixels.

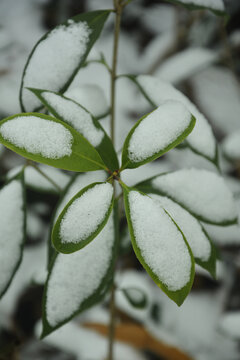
[{"left": 0, "top": 116, "right": 72, "bottom": 159}]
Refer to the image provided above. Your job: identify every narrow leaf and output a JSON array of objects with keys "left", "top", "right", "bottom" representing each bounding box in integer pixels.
[
  {"left": 136, "top": 168, "right": 238, "bottom": 226},
  {"left": 121, "top": 100, "right": 195, "bottom": 170},
  {"left": 52, "top": 182, "right": 114, "bottom": 253},
  {"left": 0, "top": 171, "right": 26, "bottom": 299},
  {"left": 29, "top": 88, "right": 119, "bottom": 171},
  {"left": 150, "top": 194, "right": 216, "bottom": 277},
  {"left": 165, "top": 0, "right": 227, "bottom": 17},
  {"left": 0, "top": 113, "right": 108, "bottom": 172},
  {"left": 20, "top": 10, "right": 111, "bottom": 112},
  {"left": 126, "top": 74, "right": 218, "bottom": 167},
  {"left": 123, "top": 186, "right": 194, "bottom": 306},
  {"left": 121, "top": 287, "right": 148, "bottom": 309},
  {"left": 42, "top": 210, "right": 117, "bottom": 338}
]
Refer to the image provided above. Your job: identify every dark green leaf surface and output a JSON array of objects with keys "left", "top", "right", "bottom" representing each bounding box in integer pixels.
[{"left": 0, "top": 113, "right": 108, "bottom": 172}]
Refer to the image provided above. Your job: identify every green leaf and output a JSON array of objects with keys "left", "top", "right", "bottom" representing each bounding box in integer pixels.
[
  {"left": 124, "top": 74, "right": 219, "bottom": 168},
  {"left": 136, "top": 169, "right": 238, "bottom": 226},
  {"left": 29, "top": 88, "right": 119, "bottom": 171},
  {"left": 149, "top": 193, "right": 216, "bottom": 278},
  {"left": 52, "top": 182, "right": 114, "bottom": 254},
  {"left": 41, "top": 206, "right": 118, "bottom": 338},
  {"left": 121, "top": 100, "right": 195, "bottom": 170},
  {"left": 121, "top": 287, "right": 148, "bottom": 309},
  {"left": 20, "top": 10, "right": 111, "bottom": 112},
  {"left": 0, "top": 170, "right": 26, "bottom": 299},
  {"left": 122, "top": 185, "right": 195, "bottom": 306},
  {"left": 164, "top": 0, "right": 228, "bottom": 17},
  {"left": 0, "top": 113, "right": 108, "bottom": 172}
]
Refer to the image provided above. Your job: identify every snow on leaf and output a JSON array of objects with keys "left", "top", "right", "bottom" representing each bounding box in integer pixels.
[
  {"left": 0, "top": 173, "right": 25, "bottom": 299},
  {"left": 131, "top": 75, "right": 217, "bottom": 165},
  {"left": 0, "top": 113, "right": 107, "bottom": 172},
  {"left": 123, "top": 188, "right": 194, "bottom": 305},
  {"left": 42, "top": 213, "right": 116, "bottom": 337},
  {"left": 7, "top": 165, "right": 70, "bottom": 193},
  {"left": 219, "top": 312, "right": 240, "bottom": 339},
  {"left": 150, "top": 194, "right": 216, "bottom": 277},
  {"left": 29, "top": 88, "right": 119, "bottom": 171},
  {"left": 140, "top": 168, "right": 238, "bottom": 225},
  {"left": 121, "top": 100, "right": 195, "bottom": 169},
  {"left": 121, "top": 287, "right": 148, "bottom": 309},
  {"left": 222, "top": 130, "right": 240, "bottom": 162},
  {"left": 20, "top": 11, "right": 110, "bottom": 112},
  {"left": 64, "top": 84, "right": 109, "bottom": 119},
  {"left": 52, "top": 182, "right": 114, "bottom": 253}
]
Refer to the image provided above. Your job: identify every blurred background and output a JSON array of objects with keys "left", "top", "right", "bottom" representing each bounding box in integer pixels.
[{"left": 0, "top": 0, "right": 240, "bottom": 359}]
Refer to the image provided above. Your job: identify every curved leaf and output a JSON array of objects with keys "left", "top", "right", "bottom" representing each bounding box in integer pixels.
[
  {"left": 150, "top": 193, "right": 216, "bottom": 277},
  {"left": 136, "top": 168, "right": 238, "bottom": 226},
  {"left": 165, "top": 0, "right": 227, "bottom": 17},
  {"left": 20, "top": 10, "right": 110, "bottom": 112},
  {"left": 121, "top": 287, "right": 148, "bottom": 309},
  {"left": 0, "top": 113, "right": 108, "bottom": 172},
  {"left": 29, "top": 88, "right": 119, "bottom": 171},
  {"left": 121, "top": 100, "right": 195, "bottom": 170},
  {"left": 52, "top": 182, "right": 114, "bottom": 253},
  {"left": 125, "top": 74, "right": 218, "bottom": 168},
  {"left": 42, "top": 210, "right": 118, "bottom": 338},
  {"left": 123, "top": 186, "right": 195, "bottom": 306},
  {"left": 0, "top": 170, "right": 26, "bottom": 299}
]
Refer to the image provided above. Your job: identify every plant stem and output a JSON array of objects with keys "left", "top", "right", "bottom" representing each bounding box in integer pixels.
[
  {"left": 108, "top": 1, "right": 123, "bottom": 359},
  {"left": 29, "top": 162, "right": 62, "bottom": 192}
]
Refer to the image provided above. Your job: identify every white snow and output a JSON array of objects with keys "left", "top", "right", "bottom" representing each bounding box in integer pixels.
[
  {"left": 178, "top": 0, "right": 225, "bottom": 11},
  {"left": 223, "top": 131, "right": 240, "bottom": 161},
  {"left": 137, "top": 75, "right": 216, "bottom": 160},
  {"left": 219, "top": 312, "right": 240, "bottom": 339},
  {"left": 150, "top": 194, "right": 211, "bottom": 261},
  {"left": 128, "top": 191, "right": 192, "bottom": 291},
  {"left": 55, "top": 171, "right": 107, "bottom": 221},
  {"left": 42, "top": 91, "right": 104, "bottom": 147},
  {"left": 22, "top": 20, "right": 92, "bottom": 111},
  {"left": 46, "top": 214, "right": 114, "bottom": 327},
  {"left": 0, "top": 116, "right": 72, "bottom": 159},
  {"left": 156, "top": 48, "right": 218, "bottom": 84},
  {"left": 127, "top": 100, "right": 192, "bottom": 163},
  {"left": 60, "top": 182, "right": 113, "bottom": 244},
  {"left": 7, "top": 165, "right": 70, "bottom": 192},
  {"left": 152, "top": 168, "right": 237, "bottom": 224},
  {"left": 0, "top": 180, "right": 24, "bottom": 295},
  {"left": 64, "top": 84, "right": 108, "bottom": 118},
  {"left": 191, "top": 67, "right": 240, "bottom": 135},
  {"left": 123, "top": 287, "right": 146, "bottom": 304}
]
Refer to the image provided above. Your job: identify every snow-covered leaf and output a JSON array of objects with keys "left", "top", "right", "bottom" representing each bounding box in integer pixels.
[
  {"left": 121, "top": 287, "right": 148, "bottom": 309},
  {"left": 121, "top": 100, "right": 195, "bottom": 170},
  {"left": 52, "top": 182, "right": 114, "bottom": 253},
  {"left": 0, "top": 171, "right": 26, "bottom": 299},
  {"left": 64, "top": 84, "right": 109, "bottom": 119},
  {"left": 165, "top": 0, "right": 226, "bottom": 16},
  {"left": 20, "top": 10, "right": 110, "bottom": 112},
  {"left": 7, "top": 165, "right": 70, "bottom": 193},
  {"left": 137, "top": 169, "right": 238, "bottom": 226},
  {"left": 29, "top": 88, "right": 119, "bottom": 171},
  {"left": 42, "top": 211, "right": 117, "bottom": 337},
  {"left": 0, "top": 113, "right": 107, "bottom": 172},
  {"left": 222, "top": 131, "right": 240, "bottom": 162},
  {"left": 150, "top": 194, "right": 216, "bottom": 277},
  {"left": 123, "top": 187, "right": 194, "bottom": 306},
  {"left": 219, "top": 312, "right": 240, "bottom": 339},
  {"left": 127, "top": 75, "right": 218, "bottom": 167}
]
